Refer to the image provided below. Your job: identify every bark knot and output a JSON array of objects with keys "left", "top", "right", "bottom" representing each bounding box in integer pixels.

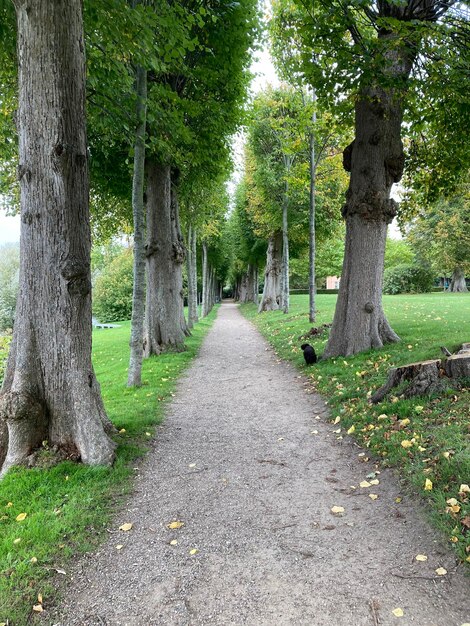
[
  {"left": 61, "top": 257, "right": 91, "bottom": 297},
  {"left": 364, "top": 302, "right": 375, "bottom": 313},
  {"left": 0, "top": 391, "right": 44, "bottom": 423}
]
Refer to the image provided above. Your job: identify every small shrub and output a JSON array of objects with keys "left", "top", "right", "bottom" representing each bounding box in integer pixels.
[
  {"left": 93, "top": 249, "right": 134, "bottom": 322},
  {"left": 383, "top": 264, "right": 435, "bottom": 295}
]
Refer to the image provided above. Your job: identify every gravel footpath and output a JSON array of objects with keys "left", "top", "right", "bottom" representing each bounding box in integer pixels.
[{"left": 53, "top": 302, "right": 469, "bottom": 626}]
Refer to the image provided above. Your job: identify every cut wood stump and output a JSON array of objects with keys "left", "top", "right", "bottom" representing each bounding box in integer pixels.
[{"left": 371, "top": 343, "right": 470, "bottom": 404}]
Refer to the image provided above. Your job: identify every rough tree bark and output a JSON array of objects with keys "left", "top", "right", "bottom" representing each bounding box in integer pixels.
[
  {"left": 143, "top": 162, "right": 188, "bottom": 356},
  {"left": 0, "top": 0, "right": 115, "bottom": 475},
  {"left": 259, "top": 232, "right": 282, "bottom": 312},
  {"left": 242, "top": 264, "right": 258, "bottom": 304},
  {"left": 127, "top": 63, "right": 147, "bottom": 387},
  {"left": 186, "top": 225, "right": 199, "bottom": 328},
  {"left": 323, "top": 35, "right": 416, "bottom": 358},
  {"left": 447, "top": 267, "right": 468, "bottom": 293},
  {"left": 201, "top": 242, "right": 211, "bottom": 317},
  {"left": 281, "top": 178, "right": 290, "bottom": 314}
]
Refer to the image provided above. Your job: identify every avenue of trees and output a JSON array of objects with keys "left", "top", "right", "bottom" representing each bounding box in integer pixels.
[{"left": 0, "top": 0, "right": 468, "bottom": 474}]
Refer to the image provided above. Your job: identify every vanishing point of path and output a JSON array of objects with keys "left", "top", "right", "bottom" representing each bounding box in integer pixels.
[{"left": 55, "top": 303, "right": 469, "bottom": 626}]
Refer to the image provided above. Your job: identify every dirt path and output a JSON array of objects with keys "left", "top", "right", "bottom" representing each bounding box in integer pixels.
[{"left": 54, "top": 303, "right": 469, "bottom": 626}]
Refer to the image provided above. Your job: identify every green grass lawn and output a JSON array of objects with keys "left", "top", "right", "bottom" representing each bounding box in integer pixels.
[
  {"left": 0, "top": 309, "right": 217, "bottom": 625},
  {"left": 241, "top": 293, "right": 470, "bottom": 565}
]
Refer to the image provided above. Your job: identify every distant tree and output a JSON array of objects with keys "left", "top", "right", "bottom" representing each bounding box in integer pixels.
[
  {"left": 0, "top": 244, "right": 19, "bottom": 332},
  {"left": 407, "top": 186, "right": 470, "bottom": 293}
]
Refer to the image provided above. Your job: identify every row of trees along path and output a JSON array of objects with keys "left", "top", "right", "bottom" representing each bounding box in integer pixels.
[{"left": 53, "top": 304, "right": 469, "bottom": 626}]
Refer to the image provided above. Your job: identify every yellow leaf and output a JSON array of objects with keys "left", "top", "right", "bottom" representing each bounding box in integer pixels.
[
  {"left": 399, "top": 418, "right": 410, "bottom": 426},
  {"left": 442, "top": 451, "right": 450, "bottom": 459},
  {"left": 414, "top": 406, "right": 424, "bottom": 413},
  {"left": 330, "top": 506, "right": 344, "bottom": 516},
  {"left": 13, "top": 538, "right": 21, "bottom": 544},
  {"left": 30, "top": 557, "right": 38, "bottom": 564},
  {"left": 119, "top": 523, "right": 133, "bottom": 532},
  {"left": 424, "top": 479, "right": 433, "bottom": 491},
  {"left": 347, "top": 425, "right": 355, "bottom": 434},
  {"left": 392, "top": 608, "right": 404, "bottom": 617},
  {"left": 32, "top": 605, "right": 44, "bottom": 613},
  {"left": 6, "top": 502, "right": 13, "bottom": 508},
  {"left": 16, "top": 512, "right": 27, "bottom": 521},
  {"left": 189, "top": 548, "right": 199, "bottom": 555},
  {"left": 167, "top": 521, "right": 184, "bottom": 530},
  {"left": 377, "top": 414, "right": 388, "bottom": 420},
  {"left": 145, "top": 432, "right": 151, "bottom": 436},
  {"left": 38, "top": 593, "right": 43, "bottom": 604},
  {"left": 435, "top": 567, "right": 447, "bottom": 576},
  {"left": 369, "top": 479, "right": 380, "bottom": 486},
  {"left": 395, "top": 497, "right": 402, "bottom": 503},
  {"left": 459, "top": 484, "right": 470, "bottom": 493},
  {"left": 446, "top": 497, "right": 458, "bottom": 506},
  {"left": 450, "top": 536, "right": 458, "bottom": 543},
  {"left": 333, "top": 428, "right": 341, "bottom": 434},
  {"left": 369, "top": 494, "right": 378, "bottom": 500},
  {"left": 359, "top": 481, "right": 371, "bottom": 488},
  {"left": 189, "top": 463, "right": 197, "bottom": 468},
  {"left": 116, "top": 545, "right": 124, "bottom": 550},
  {"left": 333, "top": 416, "right": 340, "bottom": 424},
  {"left": 119, "top": 428, "right": 126, "bottom": 434},
  {"left": 310, "top": 430, "right": 318, "bottom": 435},
  {"left": 169, "top": 539, "right": 178, "bottom": 546},
  {"left": 401, "top": 440, "right": 413, "bottom": 449},
  {"left": 415, "top": 554, "right": 428, "bottom": 561}
]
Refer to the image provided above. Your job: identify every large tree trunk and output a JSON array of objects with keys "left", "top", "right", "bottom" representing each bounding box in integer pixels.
[
  {"left": 242, "top": 264, "right": 258, "bottom": 304},
  {"left": 201, "top": 242, "right": 210, "bottom": 317},
  {"left": 259, "top": 232, "right": 282, "bottom": 312},
  {"left": 309, "top": 92, "right": 317, "bottom": 323},
  {"left": 0, "top": 0, "right": 115, "bottom": 475},
  {"left": 324, "top": 37, "right": 415, "bottom": 358},
  {"left": 186, "top": 225, "right": 199, "bottom": 328},
  {"left": 127, "top": 64, "right": 147, "bottom": 387},
  {"left": 447, "top": 267, "right": 468, "bottom": 293},
  {"left": 143, "top": 162, "right": 188, "bottom": 356}
]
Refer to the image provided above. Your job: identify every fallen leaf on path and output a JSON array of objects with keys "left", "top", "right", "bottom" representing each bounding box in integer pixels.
[
  {"left": 32, "top": 605, "right": 43, "bottom": 613},
  {"left": 167, "top": 521, "right": 184, "bottom": 530},
  {"left": 369, "top": 494, "right": 378, "bottom": 500},
  {"left": 333, "top": 416, "right": 340, "bottom": 424},
  {"left": 392, "top": 608, "right": 404, "bottom": 617},
  {"left": 435, "top": 567, "right": 447, "bottom": 576},
  {"left": 347, "top": 425, "right": 355, "bottom": 434},
  {"left": 330, "top": 506, "right": 345, "bottom": 516},
  {"left": 370, "top": 479, "right": 380, "bottom": 486},
  {"left": 395, "top": 497, "right": 402, "bottom": 503},
  {"left": 119, "top": 523, "right": 133, "bottom": 532},
  {"left": 170, "top": 540, "right": 178, "bottom": 546},
  {"left": 189, "top": 548, "right": 199, "bottom": 555},
  {"left": 360, "top": 481, "right": 371, "bottom": 488},
  {"left": 37, "top": 594, "right": 43, "bottom": 604},
  {"left": 189, "top": 463, "right": 197, "bottom": 468},
  {"left": 277, "top": 437, "right": 284, "bottom": 441},
  {"left": 15, "top": 513, "right": 27, "bottom": 521},
  {"left": 310, "top": 430, "right": 318, "bottom": 435},
  {"left": 116, "top": 545, "right": 124, "bottom": 550},
  {"left": 415, "top": 554, "right": 428, "bottom": 561}
]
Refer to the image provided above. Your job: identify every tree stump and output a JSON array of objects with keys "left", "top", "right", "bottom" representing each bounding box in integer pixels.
[{"left": 371, "top": 343, "right": 470, "bottom": 403}]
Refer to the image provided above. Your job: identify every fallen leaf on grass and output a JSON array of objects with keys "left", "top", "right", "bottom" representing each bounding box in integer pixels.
[
  {"left": 347, "top": 425, "right": 355, "bottom": 434},
  {"left": 119, "top": 428, "right": 126, "bottom": 434},
  {"left": 330, "top": 506, "right": 345, "bottom": 516},
  {"left": 15, "top": 512, "right": 27, "bottom": 521},
  {"left": 401, "top": 440, "right": 413, "bottom": 449},
  {"left": 459, "top": 484, "right": 470, "bottom": 494},
  {"left": 119, "top": 523, "right": 133, "bottom": 531},
  {"left": 6, "top": 502, "right": 13, "bottom": 508},
  {"left": 415, "top": 554, "right": 428, "bottom": 561},
  {"left": 435, "top": 567, "right": 447, "bottom": 576},
  {"left": 13, "top": 538, "right": 21, "bottom": 544},
  {"left": 392, "top": 608, "right": 404, "bottom": 617},
  {"left": 32, "top": 605, "right": 44, "bottom": 613},
  {"left": 30, "top": 557, "right": 37, "bottom": 564},
  {"left": 424, "top": 479, "right": 433, "bottom": 491},
  {"left": 167, "top": 521, "right": 184, "bottom": 530}
]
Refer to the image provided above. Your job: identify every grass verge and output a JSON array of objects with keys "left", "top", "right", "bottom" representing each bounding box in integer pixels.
[
  {"left": 0, "top": 308, "right": 217, "bottom": 625},
  {"left": 241, "top": 293, "right": 470, "bottom": 565}
]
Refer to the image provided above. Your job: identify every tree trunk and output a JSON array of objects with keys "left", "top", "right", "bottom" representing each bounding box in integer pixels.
[
  {"left": 281, "top": 183, "right": 290, "bottom": 314},
  {"left": 0, "top": 0, "right": 115, "bottom": 475},
  {"left": 324, "top": 40, "right": 414, "bottom": 357},
  {"left": 186, "top": 226, "right": 199, "bottom": 329},
  {"left": 143, "top": 162, "right": 187, "bottom": 356},
  {"left": 170, "top": 178, "right": 191, "bottom": 338},
  {"left": 447, "top": 267, "right": 468, "bottom": 292},
  {"left": 259, "top": 232, "right": 282, "bottom": 312},
  {"left": 309, "top": 91, "right": 317, "bottom": 323},
  {"left": 239, "top": 272, "right": 248, "bottom": 303},
  {"left": 127, "top": 64, "right": 147, "bottom": 387},
  {"left": 202, "top": 242, "right": 210, "bottom": 317}
]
